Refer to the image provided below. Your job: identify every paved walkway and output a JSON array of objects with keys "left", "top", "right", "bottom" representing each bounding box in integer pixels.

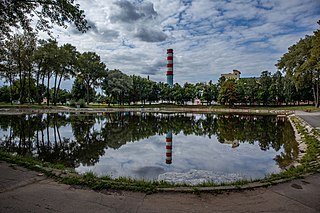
[
  {"left": 295, "top": 111, "right": 320, "bottom": 128},
  {"left": 0, "top": 161, "right": 319, "bottom": 213}
]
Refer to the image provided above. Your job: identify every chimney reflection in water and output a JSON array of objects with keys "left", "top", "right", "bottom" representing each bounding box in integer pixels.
[{"left": 165, "top": 131, "right": 173, "bottom": 164}]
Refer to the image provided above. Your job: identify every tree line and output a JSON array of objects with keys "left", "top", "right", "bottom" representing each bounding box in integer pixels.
[
  {"left": 0, "top": 0, "right": 319, "bottom": 107},
  {"left": 0, "top": 27, "right": 318, "bottom": 107}
]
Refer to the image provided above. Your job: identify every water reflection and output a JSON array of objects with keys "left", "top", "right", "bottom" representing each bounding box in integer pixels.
[
  {"left": 0, "top": 112, "right": 298, "bottom": 183},
  {"left": 165, "top": 131, "right": 173, "bottom": 164}
]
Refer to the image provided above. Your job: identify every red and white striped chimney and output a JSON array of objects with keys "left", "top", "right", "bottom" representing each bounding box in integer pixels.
[{"left": 167, "top": 49, "right": 173, "bottom": 86}]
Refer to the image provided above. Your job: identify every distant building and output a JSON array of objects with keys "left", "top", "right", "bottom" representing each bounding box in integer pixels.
[{"left": 221, "top": 70, "right": 241, "bottom": 80}]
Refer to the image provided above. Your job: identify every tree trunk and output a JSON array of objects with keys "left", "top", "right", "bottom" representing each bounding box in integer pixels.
[
  {"left": 36, "top": 66, "right": 41, "bottom": 105},
  {"left": 9, "top": 79, "right": 13, "bottom": 105},
  {"left": 28, "top": 67, "right": 32, "bottom": 104},
  {"left": 86, "top": 82, "right": 90, "bottom": 105},
  {"left": 317, "top": 71, "right": 320, "bottom": 108},
  {"left": 316, "top": 82, "right": 319, "bottom": 108},
  {"left": 56, "top": 72, "right": 64, "bottom": 105},
  {"left": 313, "top": 85, "right": 317, "bottom": 108},
  {"left": 53, "top": 73, "right": 58, "bottom": 106},
  {"left": 18, "top": 48, "right": 24, "bottom": 104},
  {"left": 47, "top": 72, "right": 50, "bottom": 106},
  {"left": 41, "top": 74, "right": 45, "bottom": 105}
]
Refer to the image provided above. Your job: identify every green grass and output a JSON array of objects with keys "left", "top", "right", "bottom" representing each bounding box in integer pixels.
[
  {"left": 0, "top": 103, "right": 66, "bottom": 109},
  {"left": 234, "top": 105, "right": 320, "bottom": 112},
  {"left": 262, "top": 116, "right": 320, "bottom": 183}
]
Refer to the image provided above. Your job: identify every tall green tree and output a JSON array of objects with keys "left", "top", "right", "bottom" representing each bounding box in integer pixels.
[
  {"left": 258, "top": 71, "right": 272, "bottom": 105},
  {"left": 201, "top": 81, "right": 218, "bottom": 105},
  {"left": 0, "top": 39, "right": 17, "bottom": 104},
  {"left": 1, "top": 32, "right": 37, "bottom": 104},
  {"left": 102, "top": 69, "right": 132, "bottom": 105},
  {"left": 172, "top": 83, "right": 184, "bottom": 104},
  {"left": 182, "top": 82, "right": 196, "bottom": 104},
  {"left": 245, "top": 78, "right": 259, "bottom": 105},
  {"left": 0, "top": 86, "right": 11, "bottom": 103},
  {"left": 277, "top": 21, "right": 320, "bottom": 107},
  {"left": 218, "top": 80, "right": 239, "bottom": 106},
  {"left": 35, "top": 39, "right": 60, "bottom": 105},
  {"left": 71, "top": 76, "right": 95, "bottom": 102},
  {"left": 52, "top": 43, "right": 78, "bottom": 105},
  {"left": 76, "top": 52, "right": 106, "bottom": 104},
  {"left": 158, "top": 82, "right": 173, "bottom": 103},
  {"left": 269, "top": 71, "right": 284, "bottom": 105}
]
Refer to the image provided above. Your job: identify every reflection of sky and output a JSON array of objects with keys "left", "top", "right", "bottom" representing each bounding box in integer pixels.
[
  {"left": 76, "top": 132, "right": 282, "bottom": 184},
  {"left": 0, "top": 113, "right": 286, "bottom": 185}
]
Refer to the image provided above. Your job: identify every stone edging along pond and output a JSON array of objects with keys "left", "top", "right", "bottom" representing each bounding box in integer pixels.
[
  {"left": 0, "top": 106, "right": 293, "bottom": 115},
  {"left": 0, "top": 109, "right": 319, "bottom": 194}
]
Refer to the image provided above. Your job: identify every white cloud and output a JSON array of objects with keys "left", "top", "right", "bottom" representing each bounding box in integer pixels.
[{"left": 33, "top": 0, "right": 320, "bottom": 89}]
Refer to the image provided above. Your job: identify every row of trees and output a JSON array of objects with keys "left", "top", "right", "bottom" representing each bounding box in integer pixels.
[
  {"left": 0, "top": 35, "right": 315, "bottom": 106},
  {"left": 98, "top": 70, "right": 314, "bottom": 106},
  {"left": 0, "top": 32, "right": 106, "bottom": 105},
  {"left": 1, "top": 24, "right": 319, "bottom": 106}
]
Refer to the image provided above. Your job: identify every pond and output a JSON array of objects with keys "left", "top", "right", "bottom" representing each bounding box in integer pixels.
[{"left": 0, "top": 112, "right": 298, "bottom": 185}]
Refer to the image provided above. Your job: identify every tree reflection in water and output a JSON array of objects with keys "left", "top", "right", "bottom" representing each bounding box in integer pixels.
[{"left": 0, "top": 112, "right": 298, "bottom": 170}]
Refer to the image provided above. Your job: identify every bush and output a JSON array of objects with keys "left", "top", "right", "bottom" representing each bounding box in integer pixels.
[
  {"left": 70, "top": 99, "right": 76, "bottom": 107},
  {"left": 69, "top": 99, "right": 86, "bottom": 108},
  {"left": 77, "top": 99, "right": 86, "bottom": 108}
]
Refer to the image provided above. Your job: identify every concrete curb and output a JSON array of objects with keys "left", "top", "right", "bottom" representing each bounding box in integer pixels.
[
  {"left": 0, "top": 107, "right": 294, "bottom": 115},
  {"left": 157, "top": 177, "right": 295, "bottom": 193}
]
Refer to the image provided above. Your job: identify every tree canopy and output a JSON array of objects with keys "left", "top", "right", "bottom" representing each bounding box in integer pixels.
[
  {"left": 276, "top": 21, "right": 320, "bottom": 107},
  {"left": 0, "top": 0, "right": 89, "bottom": 37}
]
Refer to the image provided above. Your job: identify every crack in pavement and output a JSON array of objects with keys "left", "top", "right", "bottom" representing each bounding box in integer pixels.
[{"left": 0, "top": 177, "right": 48, "bottom": 194}]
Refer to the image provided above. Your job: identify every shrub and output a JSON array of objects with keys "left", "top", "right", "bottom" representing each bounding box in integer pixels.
[
  {"left": 77, "top": 99, "right": 86, "bottom": 108},
  {"left": 70, "top": 99, "right": 76, "bottom": 107}
]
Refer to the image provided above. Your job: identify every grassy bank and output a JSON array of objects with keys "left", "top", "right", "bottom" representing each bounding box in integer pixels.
[
  {"left": 0, "top": 116, "right": 319, "bottom": 194},
  {"left": 261, "top": 116, "right": 320, "bottom": 182}
]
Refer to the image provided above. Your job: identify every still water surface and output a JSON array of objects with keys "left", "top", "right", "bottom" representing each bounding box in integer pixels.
[{"left": 0, "top": 112, "right": 298, "bottom": 184}]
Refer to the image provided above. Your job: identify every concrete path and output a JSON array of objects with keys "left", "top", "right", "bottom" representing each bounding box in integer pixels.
[
  {"left": 295, "top": 111, "right": 320, "bottom": 128},
  {"left": 0, "top": 161, "right": 319, "bottom": 213}
]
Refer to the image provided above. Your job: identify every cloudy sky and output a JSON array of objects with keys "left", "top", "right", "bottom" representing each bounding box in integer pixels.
[{"left": 43, "top": 0, "right": 319, "bottom": 85}]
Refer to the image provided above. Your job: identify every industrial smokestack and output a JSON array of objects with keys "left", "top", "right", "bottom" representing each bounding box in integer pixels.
[{"left": 167, "top": 49, "right": 173, "bottom": 86}]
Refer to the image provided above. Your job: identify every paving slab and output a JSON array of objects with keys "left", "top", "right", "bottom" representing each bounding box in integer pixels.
[{"left": 0, "top": 161, "right": 46, "bottom": 193}]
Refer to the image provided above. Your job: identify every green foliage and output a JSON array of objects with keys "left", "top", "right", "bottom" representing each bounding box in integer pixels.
[
  {"left": 76, "top": 52, "right": 106, "bottom": 104},
  {"left": 102, "top": 69, "right": 132, "bottom": 105},
  {"left": 11, "top": 77, "right": 38, "bottom": 103},
  {"left": 0, "top": 0, "right": 88, "bottom": 42},
  {"left": 55, "top": 89, "right": 71, "bottom": 104},
  {"left": 277, "top": 21, "right": 320, "bottom": 107},
  {"left": 218, "top": 80, "right": 239, "bottom": 106},
  {"left": 69, "top": 99, "right": 76, "bottom": 107},
  {"left": 201, "top": 81, "right": 218, "bottom": 105},
  {"left": 0, "top": 86, "right": 11, "bottom": 103},
  {"left": 71, "top": 77, "right": 95, "bottom": 102},
  {"left": 258, "top": 71, "right": 272, "bottom": 105},
  {"left": 77, "top": 99, "right": 86, "bottom": 108}
]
